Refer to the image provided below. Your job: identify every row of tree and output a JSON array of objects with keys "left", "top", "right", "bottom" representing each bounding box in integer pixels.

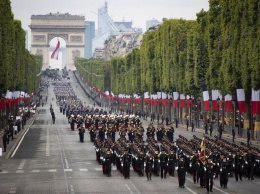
[
  {"left": 75, "top": 0, "right": 260, "bottom": 131},
  {"left": 0, "top": 0, "right": 42, "bottom": 97}
]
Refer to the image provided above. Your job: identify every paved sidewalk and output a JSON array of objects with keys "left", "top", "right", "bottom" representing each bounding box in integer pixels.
[
  {"left": 177, "top": 123, "right": 260, "bottom": 149},
  {"left": 0, "top": 115, "right": 36, "bottom": 160}
]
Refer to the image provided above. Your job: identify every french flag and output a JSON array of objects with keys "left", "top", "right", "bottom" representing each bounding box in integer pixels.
[
  {"left": 180, "top": 94, "right": 186, "bottom": 108},
  {"left": 151, "top": 94, "right": 158, "bottom": 106},
  {"left": 144, "top": 92, "right": 150, "bottom": 104},
  {"left": 51, "top": 39, "right": 60, "bottom": 60},
  {"left": 251, "top": 89, "right": 260, "bottom": 114},
  {"left": 104, "top": 91, "right": 110, "bottom": 99},
  {"left": 236, "top": 89, "right": 246, "bottom": 113},
  {"left": 162, "top": 92, "right": 167, "bottom": 106},
  {"left": 212, "top": 90, "right": 221, "bottom": 111},
  {"left": 173, "top": 90, "right": 179, "bottom": 108},
  {"left": 202, "top": 82, "right": 210, "bottom": 111},
  {"left": 224, "top": 94, "right": 233, "bottom": 112}
]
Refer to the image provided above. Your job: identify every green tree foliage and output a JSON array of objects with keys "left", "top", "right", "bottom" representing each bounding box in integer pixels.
[
  {"left": 0, "top": 0, "right": 14, "bottom": 94},
  {"left": 75, "top": 58, "right": 108, "bottom": 93},
  {"left": 0, "top": 0, "right": 41, "bottom": 96}
]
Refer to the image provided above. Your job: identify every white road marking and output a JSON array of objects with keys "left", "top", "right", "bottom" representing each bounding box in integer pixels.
[
  {"left": 16, "top": 170, "right": 24, "bottom": 173},
  {"left": 79, "top": 168, "right": 88, "bottom": 172},
  {"left": 128, "top": 180, "right": 141, "bottom": 194},
  {"left": 48, "top": 169, "right": 57, "bottom": 172},
  {"left": 70, "top": 185, "right": 75, "bottom": 194},
  {"left": 64, "top": 169, "right": 72, "bottom": 172},
  {"left": 213, "top": 186, "right": 229, "bottom": 194},
  {"left": 11, "top": 127, "right": 30, "bottom": 157},
  {"left": 65, "top": 158, "right": 69, "bottom": 169},
  {"left": 186, "top": 186, "right": 198, "bottom": 194},
  {"left": 125, "top": 184, "right": 132, "bottom": 192},
  {"left": 95, "top": 167, "right": 102, "bottom": 171},
  {"left": 10, "top": 188, "right": 16, "bottom": 194},
  {"left": 17, "top": 159, "right": 26, "bottom": 170},
  {"left": 31, "top": 170, "right": 40, "bottom": 173},
  {"left": 0, "top": 170, "right": 8, "bottom": 174},
  {"left": 46, "top": 128, "right": 50, "bottom": 156}
]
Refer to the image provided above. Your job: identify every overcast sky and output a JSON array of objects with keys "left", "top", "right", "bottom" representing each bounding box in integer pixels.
[{"left": 11, "top": 0, "right": 209, "bottom": 37}]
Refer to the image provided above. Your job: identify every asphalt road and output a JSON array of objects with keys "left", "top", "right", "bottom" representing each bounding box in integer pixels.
[{"left": 0, "top": 71, "right": 259, "bottom": 194}]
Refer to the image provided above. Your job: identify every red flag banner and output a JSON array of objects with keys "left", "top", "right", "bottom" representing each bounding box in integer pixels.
[
  {"left": 225, "top": 94, "right": 233, "bottom": 112},
  {"left": 199, "top": 138, "right": 206, "bottom": 165},
  {"left": 51, "top": 39, "right": 60, "bottom": 60},
  {"left": 203, "top": 91, "right": 210, "bottom": 111},
  {"left": 251, "top": 89, "right": 260, "bottom": 114},
  {"left": 236, "top": 89, "right": 246, "bottom": 113}
]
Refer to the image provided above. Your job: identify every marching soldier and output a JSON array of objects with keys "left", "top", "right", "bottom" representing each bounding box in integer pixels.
[
  {"left": 234, "top": 150, "right": 244, "bottom": 181},
  {"left": 191, "top": 152, "right": 200, "bottom": 183},
  {"left": 153, "top": 151, "right": 160, "bottom": 176},
  {"left": 159, "top": 149, "right": 168, "bottom": 179},
  {"left": 105, "top": 150, "right": 112, "bottom": 177},
  {"left": 123, "top": 149, "right": 131, "bottom": 179},
  {"left": 168, "top": 150, "right": 177, "bottom": 177},
  {"left": 69, "top": 114, "right": 75, "bottom": 131},
  {"left": 145, "top": 152, "right": 153, "bottom": 181},
  {"left": 137, "top": 151, "right": 145, "bottom": 177},
  {"left": 205, "top": 158, "right": 214, "bottom": 193},
  {"left": 89, "top": 126, "right": 96, "bottom": 142},
  {"left": 177, "top": 154, "right": 186, "bottom": 188},
  {"left": 78, "top": 125, "right": 85, "bottom": 143},
  {"left": 220, "top": 156, "right": 228, "bottom": 188},
  {"left": 246, "top": 149, "right": 255, "bottom": 180}
]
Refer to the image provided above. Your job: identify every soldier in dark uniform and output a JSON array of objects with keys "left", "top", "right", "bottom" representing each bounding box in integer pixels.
[
  {"left": 234, "top": 150, "right": 244, "bottom": 181},
  {"left": 153, "top": 151, "right": 160, "bottom": 176},
  {"left": 2, "top": 129, "right": 8, "bottom": 152},
  {"left": 177, "top": 154, "right": 186, "bottom": 188},
  {"left": 205, "top": 158, "right": 214, "bottom": 193},
  {"left": 246, "top": 149, "right": 255, "bottom": 180},
  {"left": 78, "top": 125, "right": 85, "bottom": 143},
  {"left": 123, "top": 149, "right": 131, "bottom": 179},
  {"left": 145, "top": 152, "right": 153, "bottom": 181},
  {"left": 220, "top": 156, "right": 228, "bottom": 188},
  {"left": 199, "top": 161, "right": 205, "bottom": 188},
  {"left": 105, "top": 150, "right": 112, "bottom": 177},
  {"left": 51, "top": 111, "right": 55, "bottom": 124},
  {"left": 138, "top": 152, "right": 145, "bottom": 177},
  {"left": 8, "top": 116, "right": 14, "bottom": 141},
  {"left": 89, "top": 126, "right": 96, "bottom": 142},
  {"left": 159, "top": 149, "right": 168, "bottom": 179},
  {"left": 191, "top": 152, "right": 200, "bottom": 183},
  {"left": 168, "top": 150, "right": 177, "bottom": 177}
]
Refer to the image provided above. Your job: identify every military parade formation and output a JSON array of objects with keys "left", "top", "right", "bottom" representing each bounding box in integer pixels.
[{"left": 48, "top": 79, "right": 260, "bottom": 193}]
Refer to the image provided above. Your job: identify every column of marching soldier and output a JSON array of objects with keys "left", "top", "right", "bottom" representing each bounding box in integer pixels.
[{"left": 53, "top": 81, "right": 260, "bottom": 193}]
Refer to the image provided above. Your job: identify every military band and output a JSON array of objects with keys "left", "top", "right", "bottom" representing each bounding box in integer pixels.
[{"left": 52, "top": 80, "right": 260, "bottom": 190}]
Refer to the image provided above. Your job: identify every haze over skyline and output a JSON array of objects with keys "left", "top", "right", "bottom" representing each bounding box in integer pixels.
[{"left": 11, "top": 0, "right": 209, "bottom": 48}]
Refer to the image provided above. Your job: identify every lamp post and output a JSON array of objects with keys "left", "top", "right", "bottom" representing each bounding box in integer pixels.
[
  {"left": 217, "top": 96, "right": 220, "bottom": 128},
  {"left": 189, "top": 97, "right": 192, "bottom": 125},
  {"left": 177, "top": 96, "right": 180, "bottom": 128}
]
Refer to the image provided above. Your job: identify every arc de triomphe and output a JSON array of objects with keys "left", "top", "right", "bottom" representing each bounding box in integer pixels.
[{"left": 29, "top": 13, "right": 86, "bottom": 70}]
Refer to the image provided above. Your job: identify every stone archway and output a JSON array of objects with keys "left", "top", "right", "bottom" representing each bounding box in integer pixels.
[{"left": 29, "top": 13, "right": 86, "bottom": 70}]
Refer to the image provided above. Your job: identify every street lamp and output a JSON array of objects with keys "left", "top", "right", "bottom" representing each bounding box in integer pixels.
[
  {"left": 189, "top": 97, "right": 192, "bottom": 125},
  {"left": 217, "top": 96, "right": 220, "bottom": 128}
]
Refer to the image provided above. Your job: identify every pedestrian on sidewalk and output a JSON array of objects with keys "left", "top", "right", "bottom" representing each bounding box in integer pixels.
[
  {"left": 209, "top": 123, "right": 213, "bottom": 136},
  {"left": 205, "top": 121, "right": 208, "bottom": 134},
  {"left": 186, "top": 119, "right": 189, "bottom": 131},
  {"left": 232, "top": 128, "right": 235, "bottom": 143},
  {"left": 191, "top": 120, "right": 195, "bottom": 132},
  {"left": 218, "top": 122, "right": 223, "bottom": 139},
  {"left": 247, "top": 128, "right": 251, "bottom": 146}
]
